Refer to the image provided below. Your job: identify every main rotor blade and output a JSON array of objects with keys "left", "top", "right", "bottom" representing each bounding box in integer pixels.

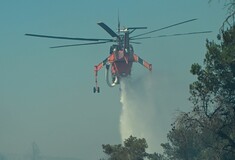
[
  {"left": 131, "top": 18, "right": 198, "bottom": 38},
  {"left": 97, "top": 22, "right": 119, "bottom": 38},
  {"left": 154, "top": 31, "right": 212, "bottom": 38},
  {"left": 131, "top": 31, "right": 212, "bottom": 40},
  {"left": 130, "top": 36, "right": 151, "bottom": 40},
  {"left": 130, "top": 41, "right": 142, "bottom": 44},
  {"left": 127, "top": 27, "right": 147, "bottom": 30},
  {"left": 25, "top": 33, "right": 113, "bottom": 42},
  {"left": 50, "top": 41, "right": 110, "bottom": 49}
]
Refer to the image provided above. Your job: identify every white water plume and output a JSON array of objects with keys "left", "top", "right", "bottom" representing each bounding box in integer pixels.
[{"left": 119, "top": 73, "right": 167, "bottom": 153}]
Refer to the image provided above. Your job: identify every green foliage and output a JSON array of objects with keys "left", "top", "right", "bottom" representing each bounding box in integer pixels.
[
  {"left": 162, "top": 25, "right": 235, "bottom": 159},
  {"left": 161, "top": 113, "right": 204, "bottom": 160},
  {"left": 102, "top": 136, "right": 148, "bottom": 160},
  {"left": 102, "top": 144, "right": 130, "bottom": 160},
  {"left": 101, "top": 135, "right": 166, "bottom": 160},
  {"left": 147, "top": 152, "right": 166, "bottom": 160}
]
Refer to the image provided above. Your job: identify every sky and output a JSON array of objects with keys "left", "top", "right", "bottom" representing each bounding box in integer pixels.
[{"left": 0, "top": 0, "right": 228, "bottom": 159}]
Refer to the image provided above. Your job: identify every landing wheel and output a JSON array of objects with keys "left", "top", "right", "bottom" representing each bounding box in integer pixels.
[{"left": 93, "top": 87, "right": 100, "bottom": 93}]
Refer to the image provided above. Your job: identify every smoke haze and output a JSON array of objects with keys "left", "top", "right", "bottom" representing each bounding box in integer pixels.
[{"left": 120, "top": 73, "right": 167, "bottom": 153}]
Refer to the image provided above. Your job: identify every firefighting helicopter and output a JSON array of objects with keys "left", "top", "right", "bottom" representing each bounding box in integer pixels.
[{"left": 25, "top": 18, "right": 211, "bottom": 93}]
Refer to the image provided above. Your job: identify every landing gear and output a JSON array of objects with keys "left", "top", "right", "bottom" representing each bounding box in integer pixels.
[
  {"left": 93, "top": 86, "right": 100, "bottom": 93},
  {"left": 94, "top": 65, "right": 100, "bottom": 93}
]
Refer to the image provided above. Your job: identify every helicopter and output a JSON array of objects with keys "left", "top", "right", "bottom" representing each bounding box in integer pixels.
[{"left": 25, "top": 18, "right": 211, "bottom": 93}]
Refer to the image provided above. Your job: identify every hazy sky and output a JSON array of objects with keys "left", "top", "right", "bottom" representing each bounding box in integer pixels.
[{"left": 0, "top": 0, "right": 227, "bottom": 159}]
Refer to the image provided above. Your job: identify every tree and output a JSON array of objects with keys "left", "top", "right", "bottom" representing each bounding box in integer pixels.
[
  {"left": 189, "top": 25, "right": 235, "bottom": 159},
  {"left": 209, "top": 0, "right": 235, "bottom": 31},
  {"left": 101, "top": 135, "right": 166, "bottom": 160},
  {"left": 102, "top": 136, "right": 148, "bottom": 160},
  {"left": 162, "top": 21, "right": 235, "bottom": 159},
  {"left": 161, "top": 113, "right": 205, "bottom": 160}
]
